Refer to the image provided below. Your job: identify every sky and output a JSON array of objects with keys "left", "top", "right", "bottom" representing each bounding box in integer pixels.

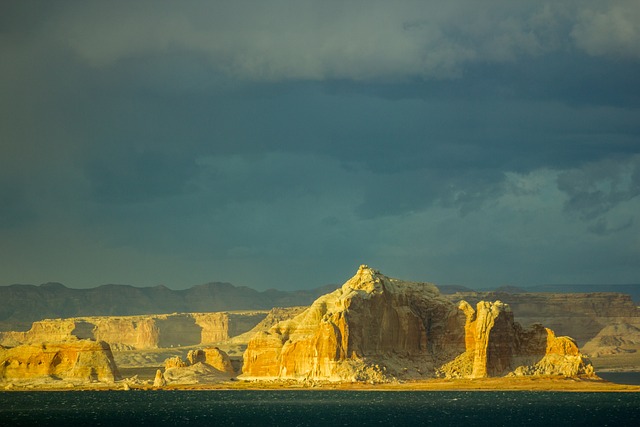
[{"left": 1, "top": 1, "right": 639, "bottom": 291}]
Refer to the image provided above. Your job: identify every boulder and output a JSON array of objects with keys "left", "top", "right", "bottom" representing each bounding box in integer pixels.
[{"left": 203, "top": 347, "right": 235, "bottom": 375}]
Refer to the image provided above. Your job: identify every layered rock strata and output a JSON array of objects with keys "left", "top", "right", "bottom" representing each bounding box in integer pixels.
[
  {"left": 581, "top": 323, "right": 640, "bottom": 357},
  {"left": 242, "top": 265, "right": 466, "bottom": 380},
  {"left": 0, "top": 312, "right": 268, "bottom": 350},
  {"left": 0, "top": 339, "right": 119, "bottom": 383},
  {"left": 202, "top": 348, "right": 235, "bottom": 375},
  {"left": 443, "top": 291, "right": 640, "bottom": 346},
  {"left": 242, "top": 265, "right": 594, "bottom": 381},
  {"left": 438, "top": 300, "right": 593, "bottom": 378},
  {"left": 0, "top": 281, "right": 333, "bottom": 332}
]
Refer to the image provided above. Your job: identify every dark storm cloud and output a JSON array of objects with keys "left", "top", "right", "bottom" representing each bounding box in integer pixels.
[
  {"left": 557, "top": 155, "right": 640, "bottom": 220},
  {"left": 354, "top": 167, "right": 507, "bottom": 219},
  {"left": 587, "top": 217, "right": 634, "bottom": 236},
  {"left": 39, "top": 1, "right": 640, "bottom": 82},
  {"left": 1, "top": 0, "right": 639, "bottom": 289}
]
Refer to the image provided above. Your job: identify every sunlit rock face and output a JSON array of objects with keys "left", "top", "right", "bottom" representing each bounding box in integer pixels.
[
  {"left": 160, "top": 347, "right": 235, "bottom": 385},
  {"left": 457, "top": 300, "right": 517, "bottom": 378},
  {"left": 0, "top": 312, "right": 268, "bottom": 350},
  {"left": 242, "top": 265, "right": 466, "bottom": 380},
  {"left": 180, "top": 347, "right": 235, "bottom": 375},
  {"left": 0, "top": 340, "right": 119, "bottom": 383},
  {"left": 242, "top": 265, "right": 595, "bottom": 381},
  {"left": 442, "top": 291, "right": 640, "bottom": 347},
  {"left": 202, "top": 347, "right": 235, "bottom": 375},
  {"left": 439, "top": 301, "right": 594, "bottom": 379}
]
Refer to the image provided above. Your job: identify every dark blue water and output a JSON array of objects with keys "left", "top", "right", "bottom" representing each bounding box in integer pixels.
[
  {"left": 598, "top": 372, "right": 640, "bottom": 385},
  {"left": 1, "top": 390, "right": 639, "bottom": 426}
]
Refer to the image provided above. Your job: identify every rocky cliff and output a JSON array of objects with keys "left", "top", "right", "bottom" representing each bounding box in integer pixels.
[
  {"left": 438, "top": 300, "right": 593, "bottom": 378},
  {"left": 0, "top": 340, "right": 119, "bottom": 383},
  {"left": 0, "top": 312, "right": 268, "bottom": 350},
  {"left": 443, "top": 291, "right": 640, "bottom": 346},
  {"left": 0, "top": 282, "right": 336, "bottom": 332},
  {"left": 242, "top": 266, "right": 593, "bottom": 381},
  {"left": 242, "top": 265, "right": 465, "bottom": 380},
  {"left": 227, "top": 307, "right": 308, "bottom": 345}
]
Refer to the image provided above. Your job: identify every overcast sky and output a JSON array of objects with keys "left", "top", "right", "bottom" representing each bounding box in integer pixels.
[{"left": 1, "top": 1, "right": 639, "bottom": 290}]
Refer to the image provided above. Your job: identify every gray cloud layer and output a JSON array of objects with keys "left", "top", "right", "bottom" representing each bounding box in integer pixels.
[
  {"left": 1, "top": 1, "right": 639, "bottom": 289},
  {"left": 38, "top": 1, "right": 639, "bottom": 81}
]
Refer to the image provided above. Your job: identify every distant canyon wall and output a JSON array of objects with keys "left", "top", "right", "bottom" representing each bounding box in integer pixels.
[
  {"left": 443, "top": 292, "right": 640, "bottom": 346},
  {"left": 0, "top": 312, "right": 268, "bottom": 350},
  {"left": 0, "top": 281, "right": 335, "bottom": 333}
]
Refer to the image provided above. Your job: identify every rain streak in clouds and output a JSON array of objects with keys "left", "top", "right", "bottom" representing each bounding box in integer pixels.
[{"left": 1, "top": 0, "right": 639, "bottom": 290}]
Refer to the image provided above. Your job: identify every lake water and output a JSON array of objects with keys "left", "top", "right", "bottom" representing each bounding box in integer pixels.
[
  {"left": 598, "top": 371, "right": 640, "bottom": 385},
  {"left": 1, "top": 390, "right": 639, "bottom": 426}
]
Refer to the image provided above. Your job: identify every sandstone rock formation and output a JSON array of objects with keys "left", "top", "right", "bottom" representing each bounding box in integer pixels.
[
  {"left": 242, "top": 265, "right": 466, "bottom": 380},
  {"left": 441, "top": 290, "right": 640, "bottom": 370},
  {"left": 242, "top": 265, "right": 594, "bottom": 382},
  {"left": 0, "top": 311, "right": 268, "bottom": 350},
  {"left": 164, "top": 356, "right": 188, "bottom": 369},
  {"left": 153, "top": 369, "right": 166, "bottom": 387},
  {"left": 0, "top": 340, "right": 119, "bottom": 383},
  {"left": 510, "top": 328, "right": 594, "bottom": 377},
  {"left": 202, "top": 347, "right": 235, "bottom": 375},
  {"left": 228, "top": 307, "right": 308, "bottom": 344},
  {"left": 443, "top": 291, "right": 640, "bottom": 346},
  {"left": 438, "top": 300, "right": 593, "bottom": 378},
  {"left": 217, "top": 307, "right": 308, "bottom": 359},
  {"left": 163, "top": 362, "right": 231, "bottom": 385},
  {"left": 186, "top": 349, "right": 206, "bottom": 365},
  {"left": 3, "top": 277, "right": 636, "bottom": 373},
  {"left": 0, "top": 281, "right": 335, "bottom": 332},
  {"left": 460, "top": 300, "right": 515, "bottom": 378},
  {"left": 160, "top": 347, "right": 235, "bottom": 385},
  {"left": 582, "top": 323, "right": 640, "bottom": 357}
]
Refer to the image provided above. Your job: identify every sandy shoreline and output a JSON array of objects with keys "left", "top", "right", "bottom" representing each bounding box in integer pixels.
[{"left": 3, "top": 377, "right": 640, "bottom": 392}]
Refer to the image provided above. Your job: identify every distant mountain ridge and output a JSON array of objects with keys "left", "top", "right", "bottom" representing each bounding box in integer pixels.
[
  {"left": 2, "top": 280, "right": 638, "bottom": 333},
  {"left": 0, "top": 281, "right": 338, "bottom": 332},
  {"left": 523, "top": 284, "right": 640, "bottom": 303}
]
